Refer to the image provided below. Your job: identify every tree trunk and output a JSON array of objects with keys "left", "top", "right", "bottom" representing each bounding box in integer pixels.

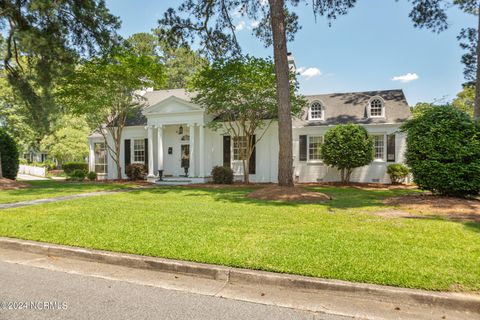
[
  {"left": 115, "top": 137, "right": 122, "bottom": 180},
  {"left": 242, "top": 159, "right": 250, "bottom": 184},
  {"left": 269, "top": 0, "right": 294, "bottom": 187},
  {"left": 0, "top": 151, "right": 3, "bottom": 179},
  {"left": 475, "top": 7, "right": 480, "bottom": 121}
]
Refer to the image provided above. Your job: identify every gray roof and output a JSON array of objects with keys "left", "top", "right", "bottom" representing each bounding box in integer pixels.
[
  {"left": 296, "top": 89, "right": 411, "bottom": 126},
  {"left": 124, "top": 89, "right": 411, "bottom": 127}
]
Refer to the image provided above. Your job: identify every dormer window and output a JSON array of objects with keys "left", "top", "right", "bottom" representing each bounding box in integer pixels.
[
  {"left": 368, "top": 97, "right": 385, "bottom": 118},
  {"left": 308, "top": 101, "right": 324, "bottom": 121}
]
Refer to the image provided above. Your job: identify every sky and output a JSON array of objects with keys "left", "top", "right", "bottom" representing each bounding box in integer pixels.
[{"left": 105, "top": 0, "right": 478, "bottom": 106}]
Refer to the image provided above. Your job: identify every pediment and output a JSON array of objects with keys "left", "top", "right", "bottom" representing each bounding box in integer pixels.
[{"left": 143, "top": 96, "right": 203, "bottom": 115}]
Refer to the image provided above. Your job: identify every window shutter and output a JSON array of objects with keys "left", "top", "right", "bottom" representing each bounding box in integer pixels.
[
  {"left": 124, "top": 139, "right": 131, "bottom": 173},
  {"left": 299, "top": 135, "right": 307, "bottom": 161},
  {"left": 249, "top": 135, "right": 256, "bottom": 174},
  {"left": 387, "top": 134, "right": 395, "bottom": 162},
  {"left": 223, "top": 136, "right": 231, "bottom": 167},
  {"left": 144, "top": 138, "right": 149, "bottom": 166}
]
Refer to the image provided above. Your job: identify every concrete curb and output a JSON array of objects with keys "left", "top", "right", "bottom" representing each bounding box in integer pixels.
[{"left": 1, "top": 237, "right": 479, "bottom": 314}]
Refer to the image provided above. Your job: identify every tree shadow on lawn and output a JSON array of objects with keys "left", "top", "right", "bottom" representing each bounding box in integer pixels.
[{"left": 134, "top": 185, "right": 418, "bottom": 210}]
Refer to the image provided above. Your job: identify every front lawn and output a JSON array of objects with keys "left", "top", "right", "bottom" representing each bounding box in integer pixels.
[
  {"left": 0, "top": 186, "right": 478, "bottom": 292},
  {"left": 0, "top": 180, "right": 139, "bottom": 204}
]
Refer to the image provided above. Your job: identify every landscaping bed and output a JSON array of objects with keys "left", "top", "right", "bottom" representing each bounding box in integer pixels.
[
  {"left": 0, "top": 178, "right": 29, "bottom": 190},
  {"left": 247, "top": 185, "right": 331, "bottom": 202}
]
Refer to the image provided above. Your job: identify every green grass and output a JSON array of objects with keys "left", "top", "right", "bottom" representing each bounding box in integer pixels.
[
  {"left": 0, "top": 185, "right": 478, "bottom": 292},
  {"left": 0, "top": 180, "right": 138, "bottom": 204}
]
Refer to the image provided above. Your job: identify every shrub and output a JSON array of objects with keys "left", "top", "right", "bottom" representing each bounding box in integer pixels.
[
  {"left": 401, "top": 105, "right": 480, "bottom": 197},
  {"left": 211, "top": 166, "right": 234, "bottom": 184},
  {"left": 62, "top": 162, "right": 88, "bottom": 175},
  {"left": 125, "top": 163, "right": 146, "bottom": 180},
  {"left": 0, "top": 128, "right": 19, "bottom": 180},
  {"left": 87, "top": 171, "right": 97, "bottom": 181},
  {"left": 19, "top": 158, "right": 28, "bottom": 165},
  {"left": 387, "top": 164, "right": 410, "bottom": 184},
  {"left": 321, "top": 124, "right": 374, "bottom": 183},
  {"left": 68, "top": 169, "right": 86, "bottom": 182}
]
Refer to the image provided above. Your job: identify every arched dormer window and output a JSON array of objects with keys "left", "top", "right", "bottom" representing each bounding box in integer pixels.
[
  {"left": 368, "top": 97, "right": 385, "bottom": 118},
  {"left": 308, "top": 101, "right": 324, "bottom": 121}
]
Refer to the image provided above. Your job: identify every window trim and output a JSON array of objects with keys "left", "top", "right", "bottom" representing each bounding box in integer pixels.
[
  {"left": 308, "top": 101, "right": 325, "bottom": 121},
  {"left": 372, "top": 134, "right": 386, "bottom": 162},
  {"left": 94, "top": 142, "right": 108, "bottom": 174},
  {"left": 232, "top": 136, "right": 248, "bottom": 161},
  {"left": 307, "top": 135, "right": 324, "bottom": 163},
  {"left": 368, "top": 96, "right": 385, "bottom": 118},
  {"left": 131, "top": 138, "right": 146, "bottom": 164}
]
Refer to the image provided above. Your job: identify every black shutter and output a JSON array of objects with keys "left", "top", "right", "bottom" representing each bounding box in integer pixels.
[
  {"left": 223, "top": 136, "right": 231, "bottom": 167},
  {"left": 144, "top": 138, "right": 149, "bottom": 167},
  {"left": 387, "top": 134, "right": 395, "bottom": 162},
  {"left": 249, "top": 135, "right": 256, "bottom": 174},
  {"left": 299, "top": 135, "right": 307, "bottom": 161},
  {"left": 124, "top": 139, "right": 131, "bottom": 173}
]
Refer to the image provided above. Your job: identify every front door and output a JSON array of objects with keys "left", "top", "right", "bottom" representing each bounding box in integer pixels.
[{"left": 181, "top": 144, "right": 190, "bottom": 174}]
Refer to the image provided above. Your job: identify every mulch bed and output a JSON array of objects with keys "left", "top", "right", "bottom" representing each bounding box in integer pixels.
[
  {"left": 384, "top": 194, "right": 480, "bottom": 223},
  {"left": 246, "top": 186, "right": 331, "bottom": 203},
  {"left": 0, "top": 178, "right": 29, "bottom": 190},
  {"left": 301, "top": 182, "right": 418, "bottom": 191}
]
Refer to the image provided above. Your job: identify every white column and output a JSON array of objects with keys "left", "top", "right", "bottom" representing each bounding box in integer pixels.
[
  {"left": 189, "top": 124, "right": 196, "bottom": 177},
  {"left": 199, "top": 124, "right": 205, "bottom": 177},
  {"left": 157, "top": 125, "right": 164, "bottom": 171},
  {"left": 147, "top": 126, "right": 155, "bottom": 178}
]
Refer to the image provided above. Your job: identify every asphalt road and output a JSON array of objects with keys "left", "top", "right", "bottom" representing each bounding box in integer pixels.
[{"left": 0, "top": 260, "right": 349, "bottom": 320}]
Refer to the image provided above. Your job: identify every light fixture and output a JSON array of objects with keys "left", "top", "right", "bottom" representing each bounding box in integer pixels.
[{"left": 178, "top": 125, "right": 183, "bottom": 135}]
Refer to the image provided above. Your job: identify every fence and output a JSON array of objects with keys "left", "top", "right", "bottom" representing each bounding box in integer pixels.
[{"left": 18, "top": 165, "right": 47, "bottom": 177}]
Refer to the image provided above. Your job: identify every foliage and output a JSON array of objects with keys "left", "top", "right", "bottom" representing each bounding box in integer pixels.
[
  {"left": 125, "top": 164, "right": 147, "bottom": 181},
  {"left": 0, "top": 127, "right": 19, "bottom": 179},
  {"left": 387, "top": 164, "right": 410, "bottom": 184},
  {"left": 58, "top": 47, "right": 165, "bottom": 179},
  {"left": 40, "top": 115, "right": 90, "bottom": 164},
  {"left": 190, "top": 55, "right": 305, "bottom": 183},
  {"left": 321, "top": 124, "right": 374, "bottom": 183},
  {"left": 402, "top": 105, "right": 480, "bottom": 196},
  {"left": 0, "top": 0, "right": 120, "bottom": 137},
  {"left": 127, "top": 32, "right": 207, "bottom": 89},
  {"left": 32, "top": 160, "right": 56, "bottom": 171},
  {"left": 211, "top": 166, "right": 234, "bottom": 184},
  {"left": 67, "top": 169, "right": 86, "bottom": 182},
  {"left": 452, "top": 84, "right": 475, "bottom": 117},
  {"left": 19, "top": 158, "right": 28, "bottom": 165},
  {"left": 87, "top": 172, "right": 98, "bottom": 181},
  {"left": 62, "top": 162, "right": 88, "bottom": 176}
]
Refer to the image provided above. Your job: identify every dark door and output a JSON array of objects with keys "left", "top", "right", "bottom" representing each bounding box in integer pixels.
[{"left": 181, "top": 144, "right": 190, "bottom": 169}]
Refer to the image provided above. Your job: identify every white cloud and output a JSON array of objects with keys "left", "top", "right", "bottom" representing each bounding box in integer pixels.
[
  {"left": 250, "top": 20, "right": 260, "bottom": 28},
  {"left": 235, "top": 20, "right": 246, "bottom": 31},
  {"left": 391, "top": 73, "right": 419, "bottom": 83},
  {"left": 298, "top": 67, "right": 322, "bottom": 79}
]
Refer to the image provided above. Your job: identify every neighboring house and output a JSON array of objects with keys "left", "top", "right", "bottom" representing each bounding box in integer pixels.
[
  {"left": 88, "top": 88, "right": 411, "bottom": 184},
  {"left": 22, "top": 148, "right": 48, "bottom": 163}
]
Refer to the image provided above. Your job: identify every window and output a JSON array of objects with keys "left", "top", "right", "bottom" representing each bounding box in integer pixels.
[
  {"left": 386, "top": 134, "right": 396, "bottom": 162},
  {"left": 233, "top": 136, "right": 248, "bottom": 160},
  {"left": 369, "top": 98, "right": 384, "bottom": 117},
  {"left": 94, "top": 142, "right": 107, "bottom": 174},
  {"left": 309, "top": 101, "right": 324, "bottom": 120},
  {"left": 308, "top": 136, "right": 323, "bottom": 161},
  {"left": 132, "top": 139, "right": 145, "bottom": 163},
  {"left": 373, "top": 135, "right": 385, "bottom": 160}
]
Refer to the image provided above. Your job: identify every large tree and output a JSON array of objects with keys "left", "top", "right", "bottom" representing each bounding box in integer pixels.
[
  {"left": 405, "top": 0, "right": 480, "bottom": 120},
  {"left": 58, "top": 48, "right": 165, "bottom": 179},
  {"left": 190, "top": 56, "right": 304, "bottom": 183},
  {"left": 158, "top": 0, "right": 357, "bottom": 186},
  {"left": 452, "top": 84, "right": 475, "bottom": 117}
]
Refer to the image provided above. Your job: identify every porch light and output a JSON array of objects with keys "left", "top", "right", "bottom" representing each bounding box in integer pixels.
[{"left": 177, "top": 125, "right": 183, "bottom": 135}]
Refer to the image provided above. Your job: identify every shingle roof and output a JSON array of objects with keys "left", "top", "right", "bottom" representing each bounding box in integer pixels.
[
  {"left": 295, "top": 89, "right": 411, "bottom": 126},
  {"left": 123, "top": 89, "right": 411, "bottom": 127}
]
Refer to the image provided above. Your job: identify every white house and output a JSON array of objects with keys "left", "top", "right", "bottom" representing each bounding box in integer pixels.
[{"left": 88, "top": 87, "right": 411, "bottom": 184}]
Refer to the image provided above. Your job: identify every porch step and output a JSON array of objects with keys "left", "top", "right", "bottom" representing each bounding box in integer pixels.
[{"left": 154, "top": 177, "right": 208, "bottom": 185}]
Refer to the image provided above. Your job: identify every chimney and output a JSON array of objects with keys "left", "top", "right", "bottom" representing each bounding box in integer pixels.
[{"left": 287, "top": 52, "right": 296, "bottom": 74}]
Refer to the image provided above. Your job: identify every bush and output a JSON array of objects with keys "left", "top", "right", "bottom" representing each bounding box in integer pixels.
[
  {"left": 402, "top": 105, "right": 480, "bottom": 196},
  {"left": 0, "top": 128, "right": 19, "bottom": 180},
  {"left": 387, "top": 164, "right": 410, "bottom": 184},
  {"left": 87, "top": 171, "right": 97, "bottom": 181},
  {"left": 321, "top": 124, "right": 374, "bottom": 183},
  {"left": 68, "top": 169, "right": 86, "bottom": 182},
  {"left": 211, "top": 166, "right": 234, "bottom": 184},
  {"left": 125, "top": 163, "right": 146, "bottom": 180},
  {"left": 62, "top": 162, "right": 88, "bottom": 175},
  {"left": 19, "top": 158, "right": 28, "bottom": 165}
]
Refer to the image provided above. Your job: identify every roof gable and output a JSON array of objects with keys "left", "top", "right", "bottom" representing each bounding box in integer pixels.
[{"left": 143, "top": 96, "right": 203, "bottom": 115}]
